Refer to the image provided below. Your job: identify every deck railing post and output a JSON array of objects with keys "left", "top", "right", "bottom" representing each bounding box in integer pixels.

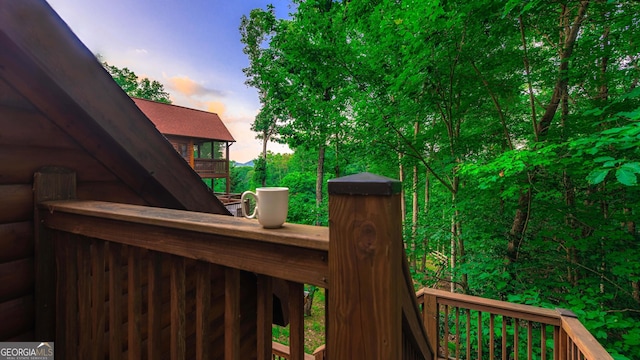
[
  {"left": 327, "top": 172, "right": 403, "bottom": 360},
  {"left": 33, "top": 166, "right": 76, "bottom": 342}
]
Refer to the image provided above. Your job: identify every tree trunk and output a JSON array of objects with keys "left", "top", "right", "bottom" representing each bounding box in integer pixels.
[
  {"left": 509, "top": 2, "right": 589, "bottom": 271},
  {"left": 420, "top": 172, "right": 430, "bottom": 274},
  {"left": 411, "top": 122, "right": 419, "bottom": 270},
  {"left": 315, "top": 145, "right": 325, "bottom": 226},
  {"left": 261, "top": 129, "right": 268, "bottom": 187}
]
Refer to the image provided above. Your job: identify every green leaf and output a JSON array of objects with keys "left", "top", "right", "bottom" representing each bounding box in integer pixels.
[
  {"left": 620, "top": 162, "right": 640, "bottom": 174},
  {"left": 594, "top": 156, "right": 615, "bottom": 163},
  {"left": 587, "top": 169, "right": 610, "bottom": 184},
  {"left": 616, "top": 168, "right": 638, "bottom": 186}
]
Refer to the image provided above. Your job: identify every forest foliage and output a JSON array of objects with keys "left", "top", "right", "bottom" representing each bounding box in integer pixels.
[{"left": 238, "top": 0, "right": 640, "bottom": 357}]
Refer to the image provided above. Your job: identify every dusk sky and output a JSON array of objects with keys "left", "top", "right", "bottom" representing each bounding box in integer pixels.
[{"left": 47, "top": 0, "right": 293, "bottom": 163}]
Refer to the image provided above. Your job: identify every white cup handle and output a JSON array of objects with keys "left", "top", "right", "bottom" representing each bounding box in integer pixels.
[{"left": 240, "top": 191, "right": 258, "bottom": 219}]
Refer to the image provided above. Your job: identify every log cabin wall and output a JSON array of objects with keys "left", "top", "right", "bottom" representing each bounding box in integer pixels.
[
  {"left": 0, "top": 79, "right": 148, "bottom": 341},
  {"left": 0, "top": 80, "right": 256, "bottom": 356}
]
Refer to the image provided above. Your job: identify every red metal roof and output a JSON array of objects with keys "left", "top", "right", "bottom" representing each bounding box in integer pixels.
[{"left": 133, "top": 98, "right": 235, "bottom": 142}]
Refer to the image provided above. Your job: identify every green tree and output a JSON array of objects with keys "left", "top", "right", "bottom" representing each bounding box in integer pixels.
[{"left": 101, "top": 61, "right": 171, "bottom": 103}]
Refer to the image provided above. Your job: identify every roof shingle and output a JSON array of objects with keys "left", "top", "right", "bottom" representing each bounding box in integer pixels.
[{"left": 133, "top": 98, "right": 235, "bottom": 142}]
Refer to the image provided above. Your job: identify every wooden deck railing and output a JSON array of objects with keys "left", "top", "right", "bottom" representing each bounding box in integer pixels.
[
  {"left": 34, "top": 171, "right": 434, "bottom": 359},
  {"left": 416, "top": 288, "right": 613, "bottom": 360},
  {"left": 194, "top": 158, "right": 228, "bottom": 176}
]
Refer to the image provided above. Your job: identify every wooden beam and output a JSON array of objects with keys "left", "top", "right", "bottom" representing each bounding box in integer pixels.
[
  {"left": 39, "top": 201, "right": 329, "bottom": 287},
  {"left": 0, "top": 221, "right": 33, "bottom": 263},
  {"left": 33, "top": 166, "right": 76, "bottom": 342},
  {"left": 0, "top": 184, "right": 32, "bottom": 223}
]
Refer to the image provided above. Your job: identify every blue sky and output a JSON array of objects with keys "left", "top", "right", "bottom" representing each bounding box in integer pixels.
[{"left": 47, "top": 0, "right": 292, "bottom": 163}]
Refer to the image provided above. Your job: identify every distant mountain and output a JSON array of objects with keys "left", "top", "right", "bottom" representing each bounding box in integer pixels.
[{"left": 234, "top": 160, "right": 254, "bottom": 167}]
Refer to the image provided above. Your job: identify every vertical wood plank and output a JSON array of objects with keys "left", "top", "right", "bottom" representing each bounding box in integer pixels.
[
  {"left": 171, "top": 256, "right": 186, "bottom": 360},
  {"left": 514, "top": 319, "right": 519, "bottom": 360},
  {"left": 109, "top": 243, "right": 123, "bottom": 360},
  {"left": 424, "top": 293, "right": 438, "bottom": 357},
  {"left": 196, "top": 261, "right": 211, "bottom": 360},
  {"left": 465, "top": 309, "right": 471, "bottom": 359},
  {"left": 225, "top": 268, "right": 240, "bottom": 360},
  {"left": 77, "top": 238, "right": 92, "bottom": 359},
  {"left": 90, "top": 239, "right": 105, "bottom": 360},
  {"left": 128, "top": 246, "right": 141, "bottom": 360},
  {"left": 455, "top": 307, "right": 461, "bottom": 359},
  {"left": 34, "top": 166, "right": 76, "bottom": 341},
  {"left": 502, "top": 317, "right": 508, "bottom": 360},
  {"left": 478, "top": 311, "right": 483, "bottom": 359},
  {"left": 147, "top": 251, "right": 163, "bottom": 359},
  {"left": 256, "top": 275, "right": 273, "bottom": 360},
  {"left": 288, "top": 281, "right": 305, "bottom": 360},
  {"left": 327, "top": 174, "right": 403, "bottom": 360},
  {"left": 541, "top": 325, "right": 547, "bottom": 360},
  {"left": 443, "top": 305, "right": 449, "bottom": 359},
  {"left": 527, "top": 320, "right": 533, "bottom": 359},
  {"left": 55, "top": 232, "right": 77, "bottom": 358},
  {"left": 490, "top": 314, "right": 495, "bottom": 360}
]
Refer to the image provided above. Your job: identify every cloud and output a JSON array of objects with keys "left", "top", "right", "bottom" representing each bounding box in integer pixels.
[
  {"left": 135, "top": 48, "right": 148, "bottom": 54},
  {"left": 166, "top": 75, "right": 225, "bottom": 97}
]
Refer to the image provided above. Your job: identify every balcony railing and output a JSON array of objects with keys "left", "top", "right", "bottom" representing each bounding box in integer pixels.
[
  {"left": 416, "top": 288, "right": 613, "bottom": 360},
  {"left": 35, "top": 172, "right": 434, "bottom": 359},
  {"left": 193, "top": 158, "right": 228, "bottom": 177}
]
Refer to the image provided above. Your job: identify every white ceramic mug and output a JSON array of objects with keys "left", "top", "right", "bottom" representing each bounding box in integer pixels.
[{"left": 241, "top": 187, "right": 289, "bottom": 228}]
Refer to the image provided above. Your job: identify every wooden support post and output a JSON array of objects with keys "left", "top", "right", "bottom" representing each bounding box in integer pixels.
[
  {"left": 256, "top": 275, "right": 273, "bottom": 360},
  {"left": 34, "top": 166, "right": 76, "bottom": 341},
  {"left": 327, "top": 173, "right": 404, "bottom": 360},
  {"left": 424, "top": 293, "right": 439, "bottom": 356}
]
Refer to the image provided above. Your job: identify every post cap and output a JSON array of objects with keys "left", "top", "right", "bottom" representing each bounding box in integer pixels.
[{"left": 328, "top": 172, "right": 402, "bottom": 196}]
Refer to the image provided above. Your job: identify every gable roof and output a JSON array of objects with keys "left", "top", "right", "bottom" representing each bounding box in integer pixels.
[
  {"left": 133, "top": 98, "right": 235, "bottom": 142},
  {"left": 0, "top": 0, "right": 229, "bottom": 215}
]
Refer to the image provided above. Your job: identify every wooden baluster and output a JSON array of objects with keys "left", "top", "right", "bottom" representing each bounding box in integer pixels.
[
  {"left": 109, "top": 243, "right": 123, "bottom": 360},
  {"left": 478, "top": 311, "right": 483, "bottom": 359},
  {"left": 225, "top": 268, "right": 241, "bottom": 360},
  {"left": 91, "top": 239, "right": 106, "bottom": 360},
  {"left": 465, "top": 309, "right": 471, "bottom": 359},
  {"left": 490, "top": 313, "right": 495, "bottom": 360},
  {"left": 128, "top": 246, "right": 142, "bottom": 360},
  {"left": 196, "top": 261, "right": 211, "bottom": 360},
  {"left": 527, "top": 320, "right": 533, "bottom": 359},
  {"left": 288, "top": 281, "right": 305, "bottom": 360},
  {"left": 554, "top": 325, "right": 562, "bottom": 360},
  {"left": 78, "top": 239, "right": 91, "bottom": 359},
  {"left": 443, "top": 305, "right": 449, "bottom": 359},
  {"left": 55, "top": 232, "right": 77, "bottom": 358},
  {"left": 455, "top": 307, "right": 461, "bottom": 359},
  {"left": 327, "top": 173, "right": 403, "bottom": 360},
  {"left": 502, "top": 317, "right": 507, "bottom": 360},
  {"left": 514, "top": 319, "right": 519, "bottom": 360},
  {"left": 256, "top": 275, "right": 273, "bottom": 360},
  {"left": 541, "top": 324, "right": 547, "bottom": 360},
  {"left": 148, "top": 251, "right": 163, "bottom": 359},
  {"left": 171, "top": 256, "right": 186, "bottom": 360}
]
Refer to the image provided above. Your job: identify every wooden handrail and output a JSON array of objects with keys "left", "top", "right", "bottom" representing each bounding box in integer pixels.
[
  {"left": 40, "top": 200, "right": 329, "bottom": 287},
  {"left": 417, "top": 288, "right": 613, "bottom": 359}
]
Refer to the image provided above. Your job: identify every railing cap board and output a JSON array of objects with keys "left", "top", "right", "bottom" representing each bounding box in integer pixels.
[
  {"left": 417, "top": 288, "right": 561, "bottom": 325},
  {"left": 39, "top": 200, "right": 329, "bottom": 251},
  {"left": 328, "top": 172, "right": 402, "bottom": 196}
]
